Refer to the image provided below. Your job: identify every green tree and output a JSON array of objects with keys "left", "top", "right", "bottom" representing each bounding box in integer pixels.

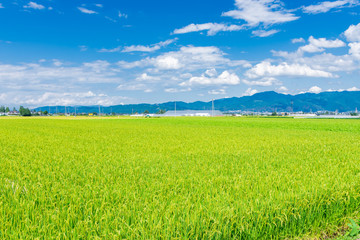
[
  {"left": 19, "top": 106, "right": 32, "bottom": 116},
  {"left": 5, "top": 107, "right": 10, "bottom": 113},
  {"left": 144, "top": 110, "right": 149, "bottom": 114},
  {"left": 271, "top": 112, "right": 278, "bottom": 116},
  {"left": 0, "top": 106, "right": 5, "bottom": 113},
  {"left": 156, "top": 109, "right": 166, "bottom": 114},
  {"left": 43, "top": 110, "right": 48, "bottom": 115}
]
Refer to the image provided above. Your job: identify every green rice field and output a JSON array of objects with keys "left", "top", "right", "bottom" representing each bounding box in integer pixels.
[{"left": 1, "top": 117, "right": 360, "bottom": 239}]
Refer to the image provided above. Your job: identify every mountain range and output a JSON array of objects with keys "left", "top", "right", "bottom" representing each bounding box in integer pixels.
[{"left": 35, "top": 91, "right": 360, "bottom": 114}]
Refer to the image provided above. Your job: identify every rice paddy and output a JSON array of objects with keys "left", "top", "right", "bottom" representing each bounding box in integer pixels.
[{"left": 1, "top": 117, "right": 360, "bottom": 239}]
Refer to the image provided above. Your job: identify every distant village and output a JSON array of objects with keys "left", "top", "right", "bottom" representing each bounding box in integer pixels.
[{"left": 1, "top": 105, "right": 359, "bottom": 118}]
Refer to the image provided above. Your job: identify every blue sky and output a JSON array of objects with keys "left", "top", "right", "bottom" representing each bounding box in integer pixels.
[{"left": 1, "top": 0, "right": 360, "bottom": 107}]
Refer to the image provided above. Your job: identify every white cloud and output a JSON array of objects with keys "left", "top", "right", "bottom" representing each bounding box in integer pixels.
[
  {"left": 98, "top": 46, "right": 121, "bottom": 53},
  {"left": 246, "top": 61, "right": 335, "bottom": 78},
  {"left": 302, "top": 0, "right": 359, "bottom": 14},
  {"left": 0, "top": 3, "right": 4, "bottom": 8},
  {"left": 277, "top": 86, "right": 289, "bottom": 92},
  {"left": 135, "top": 73, "right": 160, "bottom": 82},
  {"left": 24, "top": 2, "right": 45, "bottom": 10},
  {"left": 252, "top": 29, "right": 280, "bottom": 37},
  {"left": 222, "top": 0, "right": 299, "bottom": 27},
  {"left": 243, "top": 88, "right": 259, "bottom": 96},
  {"left": 208, "top": 89, "right": 227, "bottom": 95},
  {"left": 173, "top": 23, "right": 244, "bottom": 36},
  {"left": 95, "top": 4, "right": 103, "bottom": 8},
  {"left": 242, "top": 77, "right": 280, "bottom": 86},
  {"left": 347, "top": 86, "right": 360, "bottom": 91},
  {"left": 19, "top": 91, "right": 127, "bottom": 107},
  {"left": 349, "top": 42, "right": 360, "bottom": 58},
  {"left": 99, "top": 39, "right": 177, "bottom": 53},
  {"left": 308, "top": 86, "right": 322, "bottom": 94},
  {"left": 180, "top": 70, "right": 240, "bottom": 86},
  {"left": 164, "top": 88, "right": 191, "bottom": 93},
  {"left": 117, "top": 83, "right": 147, "bottom": 91},
  {"left": 155, "top": 56, "right": 182, "bottom": 70},
  {"left": 122, "top": 39, "right": 177, "bottom": 52},
  {"left": 299, "top": 36, "right": 346, "bottom": 53},
  {"left": 78, "top": 7, "right": 97, "bottom": 14},
  {"left": 118, "top": 11, "right": 128, "bottom": 18},
  {"left": 292, "top": 38, "right": 305, "bottom": 43},
  {"left": 344, "top": 23, "right": 360, "bottom": 42},
  {"left": 117, "top": 46, "right": 233, "bottom": 71}
]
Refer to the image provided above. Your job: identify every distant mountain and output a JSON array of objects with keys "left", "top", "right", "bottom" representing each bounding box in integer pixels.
[{"left": 34, "top": 91, "right": 360, "bottom": 114}]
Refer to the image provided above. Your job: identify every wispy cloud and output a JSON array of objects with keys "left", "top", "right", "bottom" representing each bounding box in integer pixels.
[
  {"left": 173, "top": 23, "right": 244, "bottom": 36},
  {"left": 24, "top": 2, "right": 45, "bottom": 10},
  {"left": 292, "top": 38, "right": 305, "bottom": 43},
  {"left": 118, "top": 11, "right": 128, "bottom": 18},
  {"left": 99, "top": 39, "right": 177, "bottom": 53},
  {"left": 222, "top": 0, "right": 299, "bottom": 26},
  {"left": 78, "top": 7, "right": 97, "bottom": 14},
  {"left": 302, "top": 0, "right": 359, "bottom": 14},
  {"left": 252, "top": 29, "right": 280, "bottom": 37}
]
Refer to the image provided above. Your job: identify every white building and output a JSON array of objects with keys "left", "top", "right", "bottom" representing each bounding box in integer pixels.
[{"left": 160, "top": 110, "right": 223, "bottom": 117}]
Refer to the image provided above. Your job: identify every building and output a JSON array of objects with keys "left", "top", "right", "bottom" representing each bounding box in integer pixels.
[{"left": 160, "top": 110, "right": 223, "bottom": 117}]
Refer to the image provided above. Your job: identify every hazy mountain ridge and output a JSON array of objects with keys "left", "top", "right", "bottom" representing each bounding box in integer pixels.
[{"left": 35, "top": 91, "right": 360, "bottom": 114}]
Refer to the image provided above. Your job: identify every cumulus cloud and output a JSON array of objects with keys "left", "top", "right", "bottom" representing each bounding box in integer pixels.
[
  {"left": 349, "top": 42, "right": 360, "bottom": 58},
  {"left": 117, "top": 46, "right": 236, "bottom": 71},
  {"left": 252, "top": 29, "right": 280, "bottom": 37},
  {"left": 246, "top": 61, "right": 335, "bottom": 78},
  {"left": 243, "top": 88, "right": 259, "bottom": 96},
  {"left": 302, "top": 0, "right": 359, "bottom": 14},
  {"left": 78, "top": 7, "right": 97, "bottom": 14},
  {"left": 180, "top": 70, "right": 240, "bottom": 86},
  {"left": 277, "top": 86, "right": 289, "bottom": 92},
  {"left": 173, "top": 23, "right": 244, "bottom": 36},
  {"left": 308, "top": 86, "right": 322, "bottom": 94},
  {"left": 299, "top": 36, "right": 346, "bottom": 53},
  {"left": 344, "top": 23, "right": 360, "bottom": 42},
  {"left": 24, "top": 2, "right": 45, "bottom": 10},
  {"left": 222, "top": 0, "right": 299, "bottom": 26}
]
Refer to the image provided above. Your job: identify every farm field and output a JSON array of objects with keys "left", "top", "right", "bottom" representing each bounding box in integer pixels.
[{"left": 1, "top": 117, "right": 360, "bottom": 239}]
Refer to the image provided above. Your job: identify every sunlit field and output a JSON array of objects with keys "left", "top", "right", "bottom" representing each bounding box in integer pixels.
[{"left": 1, "top": 117, "right": 360, "bottom": 239}]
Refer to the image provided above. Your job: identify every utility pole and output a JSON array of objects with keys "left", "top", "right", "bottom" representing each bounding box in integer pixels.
[
  {"left": 212, "top": 99, "right": 214, "bottom": 117},
  {"left": 75, "top": 106, "right": 77, "bottom": 117},
  {"left": 65, "top": 106, "right": 67, "bottom": 116},
  {"left": 175, "top": 101, "right": 176, "bottom": 117},
  {"left": 99, "top": 105, "right": 101, "bottom": 116}
]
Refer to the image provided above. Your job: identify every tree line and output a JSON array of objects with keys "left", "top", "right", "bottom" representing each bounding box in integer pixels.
[{"left": 0, "top": 106, "right": 31, "bottom": 116}]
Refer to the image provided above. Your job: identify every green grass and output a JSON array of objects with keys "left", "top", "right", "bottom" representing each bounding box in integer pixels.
[{"left": 1, "top": 117, "right": 360, "bottom": 239}]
